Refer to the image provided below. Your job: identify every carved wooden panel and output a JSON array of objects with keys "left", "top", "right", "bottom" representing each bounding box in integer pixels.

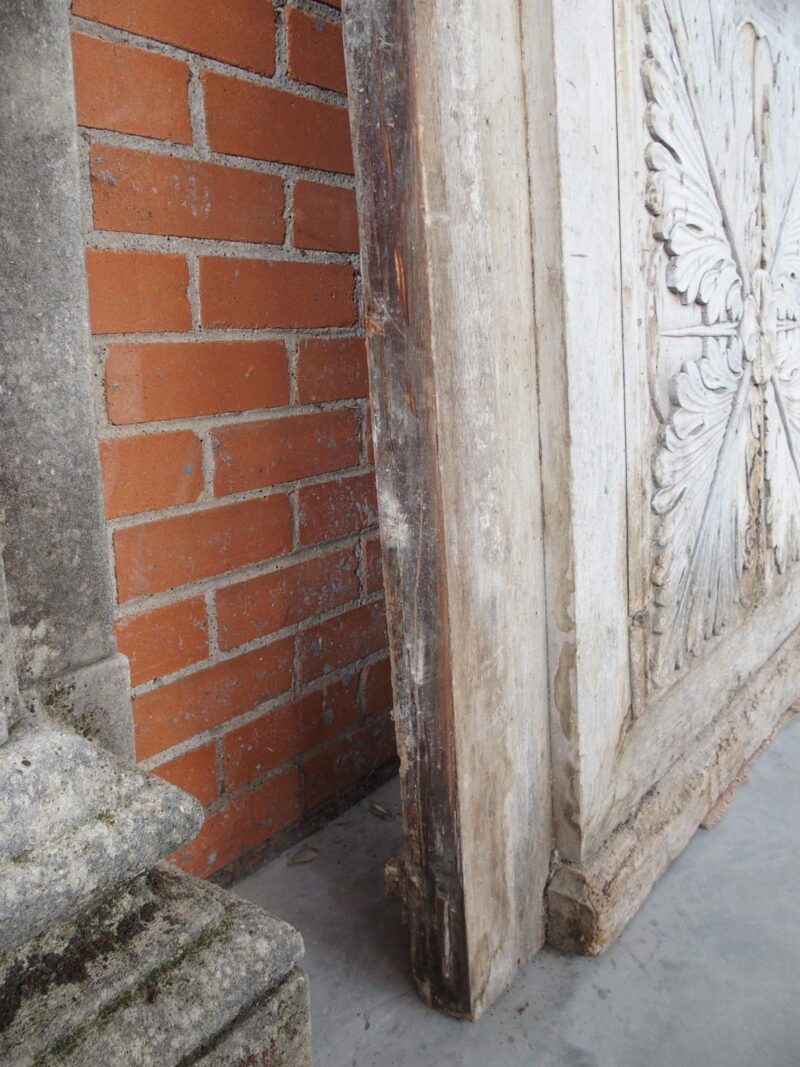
[{"left": 624, "top": 0, "right": 800, "bottom": 699}]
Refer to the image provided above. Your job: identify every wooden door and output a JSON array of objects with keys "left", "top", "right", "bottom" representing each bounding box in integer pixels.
[{"left": 344, "top": 0, "right": 800, "bottom": 1018}]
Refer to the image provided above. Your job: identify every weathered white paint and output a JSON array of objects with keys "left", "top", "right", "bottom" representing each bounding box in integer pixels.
[
  {"left": 547, "top": 0, "right": 800, "bottom": 934},
  {"left": 421, "top": 0, "right": 552, "bottom": 1012},
  {"left": 521, "top": 0, "right": 631, "bottom": 863},
  {"left": 346, "top": 0, "right": 800, "bottom": 1010}
]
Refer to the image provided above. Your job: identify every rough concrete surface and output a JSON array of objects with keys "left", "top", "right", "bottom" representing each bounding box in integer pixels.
[
  {"left": 189, "top": 968, "right": 311, "bottom": 1066},
  {"left": 0, "top": 868, "right": 223, "bottom": 1058},
  {"left": 0, "top": 0, "right": 131, "bottom": 757},
  {"left": 0, "top": 0, "right": 116, "bottom": 676},
  {"left": 0, "top": 554, "right": 20, "bottom": 743},
  {"left": 2, "top": 865, "right": 309, "bottom": 1067},
  {"left": 236, "top": 716, "right": 800, "bottom": 1067},
  {"left": 0, "top": 721, "right": 202, "bottom": 955},
  {"left": 35, "top": 653, "right": 136, "bottom": 763}
]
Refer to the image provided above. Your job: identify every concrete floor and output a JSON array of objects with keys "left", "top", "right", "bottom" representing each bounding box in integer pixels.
[{"left": 235, "top": 716, "right": 800, "bottom": 1066}]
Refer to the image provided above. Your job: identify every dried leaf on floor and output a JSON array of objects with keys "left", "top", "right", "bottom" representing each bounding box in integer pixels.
[
  {"left": 369, "top": 802, "right": 393, "bottom": 819},
  {"left": 288, "top": 846, "right": 319, "bottom": 866}
]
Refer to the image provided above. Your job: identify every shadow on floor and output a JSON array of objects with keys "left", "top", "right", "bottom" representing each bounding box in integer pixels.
[{"left": 235, "top": 716, "right": 800, "bottom": 1067}]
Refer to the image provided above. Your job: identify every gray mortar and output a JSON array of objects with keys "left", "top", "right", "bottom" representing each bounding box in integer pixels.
[{"left": 67, "top": 0, "right": 376, "bottom": 795}]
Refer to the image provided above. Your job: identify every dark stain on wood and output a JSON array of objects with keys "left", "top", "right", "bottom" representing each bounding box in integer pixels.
[{"left": 343, "top": 0, "right": 473, "bottom": 1017}]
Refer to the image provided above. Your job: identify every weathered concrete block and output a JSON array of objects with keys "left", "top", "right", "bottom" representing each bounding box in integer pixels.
[
  {"left": 0, "top": 869, "right": 223, "bottom": 1054},
  {"left": 0, "top": 720, "right": 202, "bottom": 955},
  {"left": 34, "top": 653, "right": 135, "bottom": 763},
  {"left": 190, "top": 969, "right": 312, "bottom": 1067},
  {"left": 1, "top": 866, "right": 310, "bottom": 1067}
]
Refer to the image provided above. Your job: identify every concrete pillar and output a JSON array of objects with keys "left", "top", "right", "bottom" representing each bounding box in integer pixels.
[{"left": 0, "top": 0, "right": 130, "bottom": 756}]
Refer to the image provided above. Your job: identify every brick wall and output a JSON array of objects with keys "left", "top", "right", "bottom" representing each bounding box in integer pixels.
[{"left": 69, "top": 0, "right": 395, "bottom": 879}]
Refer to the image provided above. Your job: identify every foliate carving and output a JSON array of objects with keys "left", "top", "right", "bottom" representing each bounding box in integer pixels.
[{"left": 644, "top": 0, "right": 800, "bottom": 685}]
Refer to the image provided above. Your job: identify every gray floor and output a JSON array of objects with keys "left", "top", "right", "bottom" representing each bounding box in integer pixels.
[{"left": 235, "top": 717, "right": 800, "bottom": 1066}]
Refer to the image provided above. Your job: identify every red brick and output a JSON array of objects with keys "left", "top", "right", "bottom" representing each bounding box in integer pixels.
[
  {"left": 99, "top": 431, "right": 203, "bottom": 518},
  {"left": 202, "top": 69, "right": 353, "bottom": 173},
  {"left": 299, "top": 600, "right": 387, "bottom": 683},
  {"left": 297, "top": 337, "right": 367, "bottom": 403},
  {"left": 105, "top": 341, "right": 289, "bottom": 425},
  {"left": 212, "top": 410, "right": 360, "bottom": 496},
  {"left": 302, "top": 714, "right": 395, "bottom": 810},
  {"left": 152, "top": 742, "right": 218, "bottom": 806},
  {"left": 115, "top": 596, "right": 209, "bottom": 686},
  {"left": 223, "top": 675, "right": 359, "bottom": 789},
  {"left": 114, "top": 495, "right": 291, "bottom": 602},
  {"left": 72, "top": 0, "right": 276, "bottom": 75},
  {"left": 292, "top": 181, "right": 358, "bottom": 254},
  {"left": 216, "top": 548, "right": 358, "bottom": 650},
  {"left": 362, "top": 534, "right": 384, "bottom": 594},
  {"left": 133, "top": 637, "right": 293, "bottom": 759},
  {"left": 362, "top": 656, "right": 392, "bottom": 718},
  {"left": 71, "top": 33, "right": 191, "bottom": 142},
  {"left": 199, "top": 257, "right": 355, "bottom": 330},
  {"left": 286, "top": 7, "right": 347, "bottom": 94},
  {"left": 90, "top": 145, "right": 284, "bottom": 244},
  {"left": 172, "top": 768, "right": 300, "bottom": 877},
  {"left": 86, "top": 249, "right": 191, "bottom": 334},
  {"left": 297, "top": 473, "right": 377, "bottom": 546},
  {"left": 317, "top": 0, "right": 341, "bottom": 7}
]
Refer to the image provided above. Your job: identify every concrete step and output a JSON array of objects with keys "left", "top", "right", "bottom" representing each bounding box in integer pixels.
[
  {"left": 0, "top": 719, "right": 202, "bottom": 954},
  {"left": 0, "top": 865, "right": 310, "bottom": 1067}
]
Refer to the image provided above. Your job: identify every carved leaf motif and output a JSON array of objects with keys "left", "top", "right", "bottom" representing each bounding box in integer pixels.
[
  {"left": 764, "top": 48, "right": 800, "bottom": 323},
  {"left": 642, "top": 0, "right": 747, "bottom": 324},
  {"left": 652, "top": 339, "right": 752, "bottom": 683},
  {"left": 771, "top": 185, "right": 800, "bottom": 322},
  {"left": 642, "top": 1, "right": 800, "bottom": 685},
  {"left": 765, "top": 329, "right": 800, "bottom": 570},
  {"left": 643, "top": 0, "right": 758, "bottom": 682}
]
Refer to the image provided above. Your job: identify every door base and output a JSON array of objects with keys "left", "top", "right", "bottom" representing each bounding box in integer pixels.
[{"left": 547, "top": 625, "right": 800, "bottom": 955}]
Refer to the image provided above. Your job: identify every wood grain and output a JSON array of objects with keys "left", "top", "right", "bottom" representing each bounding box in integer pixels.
[{"left": 343, "top": 0, "right": 551, "bottom": 1019}]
